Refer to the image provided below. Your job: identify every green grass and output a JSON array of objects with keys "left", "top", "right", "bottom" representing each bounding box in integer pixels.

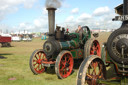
[
  {"left": 0, "top": 33, "right": 112, "bottom": 85},
  {"left": 0, "top": 38, "right": 77, "bottom": 85}
]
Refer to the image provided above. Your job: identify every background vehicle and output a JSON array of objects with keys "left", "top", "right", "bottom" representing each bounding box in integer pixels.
[
  {"left": 77, "top": 0, "right": 128, "bottom": 84},
  {"left": 0, "top": 35, "right": 11, "bottom": 47}
]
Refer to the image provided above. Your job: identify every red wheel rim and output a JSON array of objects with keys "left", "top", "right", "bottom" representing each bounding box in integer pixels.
[
  {"left": 90, "top": 40, "right": 100, "bottom": 57},
  {"left": 59, "top": 53, "right": 73, "bottom": 78},
  {"left": 86, "top": 59, "right": 105, "bottom": 85},
  {"left": 32, "top": 51, "right": 47, "bottom": 74}
]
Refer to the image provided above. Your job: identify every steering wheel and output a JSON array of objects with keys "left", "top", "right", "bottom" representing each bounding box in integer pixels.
[{"left": 81, "top": 26, "right": 91, "bottom": 41}]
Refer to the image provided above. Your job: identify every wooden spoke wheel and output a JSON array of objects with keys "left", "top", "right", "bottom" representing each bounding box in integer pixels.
[
  {"left": 77, "top": 55, "right": 106, "bottom": 85},
  {"left": 29, "top": 49, "right": 47, "bottom": 74},
  {"left": 84, "top": 38, "right": 100, "bottom": 58},
  {"left": 55, "top": 51, "right": 74, "bottom": 79}
]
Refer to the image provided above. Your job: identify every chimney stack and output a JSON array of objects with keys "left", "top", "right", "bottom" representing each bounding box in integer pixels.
[
  {"left": 123, "top": 0, "right": 128, "bottom": 15},
  {"left": 47, "top": 8, "right": 56, "bottom": 40},
  {"left": 121, "top": 0, "right": 128, "bottom": 28}
]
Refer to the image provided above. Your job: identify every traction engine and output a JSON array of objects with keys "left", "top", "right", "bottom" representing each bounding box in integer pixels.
[
  {"left": 29, "top": 7, "right": 100, "bottom": 79},
  {"left": 77, "top": 0, "right": 128, "bottom": 85}
]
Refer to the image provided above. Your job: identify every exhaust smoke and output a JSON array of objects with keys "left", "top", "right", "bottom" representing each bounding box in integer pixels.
[{"left": 45, "top": 0, "right": 61, "bottom": 8}]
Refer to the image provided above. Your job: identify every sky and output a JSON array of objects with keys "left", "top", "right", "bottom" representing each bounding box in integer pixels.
[{"left": 0, "top": 0, "right": 123, "bottom": 33}]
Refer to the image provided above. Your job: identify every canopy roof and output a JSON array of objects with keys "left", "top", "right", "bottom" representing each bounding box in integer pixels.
[{"left": 115, "top": 4, "right": 123, "bottom": 15}]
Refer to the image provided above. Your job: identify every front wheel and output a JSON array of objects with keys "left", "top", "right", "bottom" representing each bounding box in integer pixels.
[
  {"left": 55, "top": 50, "right": 74, "bottom": 79},
  {"left": 77, "top": 55, "right": 106, "bottom": 85},
  {"left": 29, "top": 49, "right": 47, "bottom": 74}
]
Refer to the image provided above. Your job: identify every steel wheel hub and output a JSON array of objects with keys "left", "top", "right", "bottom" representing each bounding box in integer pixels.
[{"left": 37, "top": 59, "right": 42, "bottom": 64}]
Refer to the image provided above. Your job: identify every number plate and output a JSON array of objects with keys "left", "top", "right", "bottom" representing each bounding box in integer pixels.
[{"left": 113, "top": 15, "right": 128, "bottom": 21}]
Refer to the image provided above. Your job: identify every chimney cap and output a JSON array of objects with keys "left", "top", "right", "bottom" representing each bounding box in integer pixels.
[{"left": 46, "top": 8, "right": 57, "bottom": 10}]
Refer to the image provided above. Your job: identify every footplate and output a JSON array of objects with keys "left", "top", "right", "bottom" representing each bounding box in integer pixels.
[
  {"left": 42, "top": 60, "right": 56, "bottom": 67},
  {"left": 42, "top": 63, "right": 51, "bottom": 67}
]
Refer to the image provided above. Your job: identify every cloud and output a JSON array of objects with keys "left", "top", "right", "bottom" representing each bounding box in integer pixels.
[
  {"left": 71, "top": 8, "right": 79, "bottom": 14},
  {"left": 65, "top": 16, "right": 75, "bottom": 23},
  {"left": 34, "top": 16, "right": 48, "bottom": 28},
  {"left": 62, "top": 1, "right": 70, "bottom": 8},
  {"left": 33, "top": 16, "right": 48, "bottom": 32},
  {"left": 0, "top": 5, "right": 121, "bottom": 33},
  {"left": 77, "top": 13, "right": 91, "bottom": 21},
  {"left": 2, "top": 15, "right": 48, "bottom": 33},
  {"left": 19, "top": 23, "right": 26, "bottom": 28},
  {"left": 93, "top": 6, "right": 110, "bottom": 16},
  {"left": 0, "top": 24, "right": 10, "bottom": 32},
  {"left": 34, "top": 19, "right": 42, "bottom": 27},
  {"left": 0, "top": 0, "right": 38, "bottom": 22},
  {"left": 14, "top": 16, "right": 48, "bottom": 32},
  {"left": 42, "top": 7, "right": 48, "bottom": 15},
  {"left": 65, "top": 13, "right": 91, "bottom": 24},
  {"left": 64, "top": 6, "right": 121, "bottom": 31},
  {"left": 23, "top": 0, "right": 37, "bottom": 9}
]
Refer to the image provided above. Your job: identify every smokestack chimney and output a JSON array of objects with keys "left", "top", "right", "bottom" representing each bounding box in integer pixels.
[
  {"left": 123, "top": 0, "right": 128, "bottom": 15},
  {"left": 121, "top": 0, "right": 128, "bottom": 28},
  {"left": 47, "top": 8, "right": 56, "bottom": 40}
]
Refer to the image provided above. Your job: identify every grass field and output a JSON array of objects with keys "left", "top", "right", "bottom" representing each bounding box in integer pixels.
[{"left": 0, "top": 32, "right": 111, "bottom": 85}]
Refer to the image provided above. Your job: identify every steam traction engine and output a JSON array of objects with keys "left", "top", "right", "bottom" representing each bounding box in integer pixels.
[
  {"left": 77, "top": 0, "right": 128, "bottom": 85},
  {"left": 29, "top": 8, "right": 100, "bottom": 79}
]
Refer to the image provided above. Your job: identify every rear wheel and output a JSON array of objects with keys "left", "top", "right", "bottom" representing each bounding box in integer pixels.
[
  {"left": 55, "top": 51, "right": 74, "bottom": 79},
  {"left": 77, "top": 55, "right": 106, "bottom": 85},
  {"left": 29, "top": 49, "right": 47, "bottom": 74},
  {"left": 84, "top": 38, "right": 101, "bottom": 58}
]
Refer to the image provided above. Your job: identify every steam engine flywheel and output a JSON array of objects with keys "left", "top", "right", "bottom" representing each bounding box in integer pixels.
[{"left": 107, "top": 28, "right": 128, "bottom": 65}]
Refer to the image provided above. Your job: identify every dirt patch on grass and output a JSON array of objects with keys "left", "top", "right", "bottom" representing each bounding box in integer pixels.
[
  {"left": 8, "top": 77, "right": 17, "bottom": 81},
  {"left": 44, "top": 77, "right": 55, "bottom": 81},
  {"left": 0, "top": 64, "right": 4, "bottom": 67}
]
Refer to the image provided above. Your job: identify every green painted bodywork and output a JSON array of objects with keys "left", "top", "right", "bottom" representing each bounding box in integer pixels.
[
  {"left": 101, "top": 44, "right": 128, "bottom": 85},
  {"left": 68, "top": 33, "right": 80, "bottom": 42},
  {"left": 70, "top": 49, "right": 83, "bottom": 59},
  {"left": 60, "top": 41, "right": 70, "bottom": 50},
  {"left": 60, "top": 39, "right": 83, "bottom": 58},
  {"left": 101, "top": 45, "right": 111, "bottom": 65},
  {"left": 60, "top": 40, "right": 79, "bottom": 50},
  {"left": 52, "top": 30, "right": 91, "bottom": 59},
  {"left": 59, "top": 31, "right": 91, "bottom": 59}
]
